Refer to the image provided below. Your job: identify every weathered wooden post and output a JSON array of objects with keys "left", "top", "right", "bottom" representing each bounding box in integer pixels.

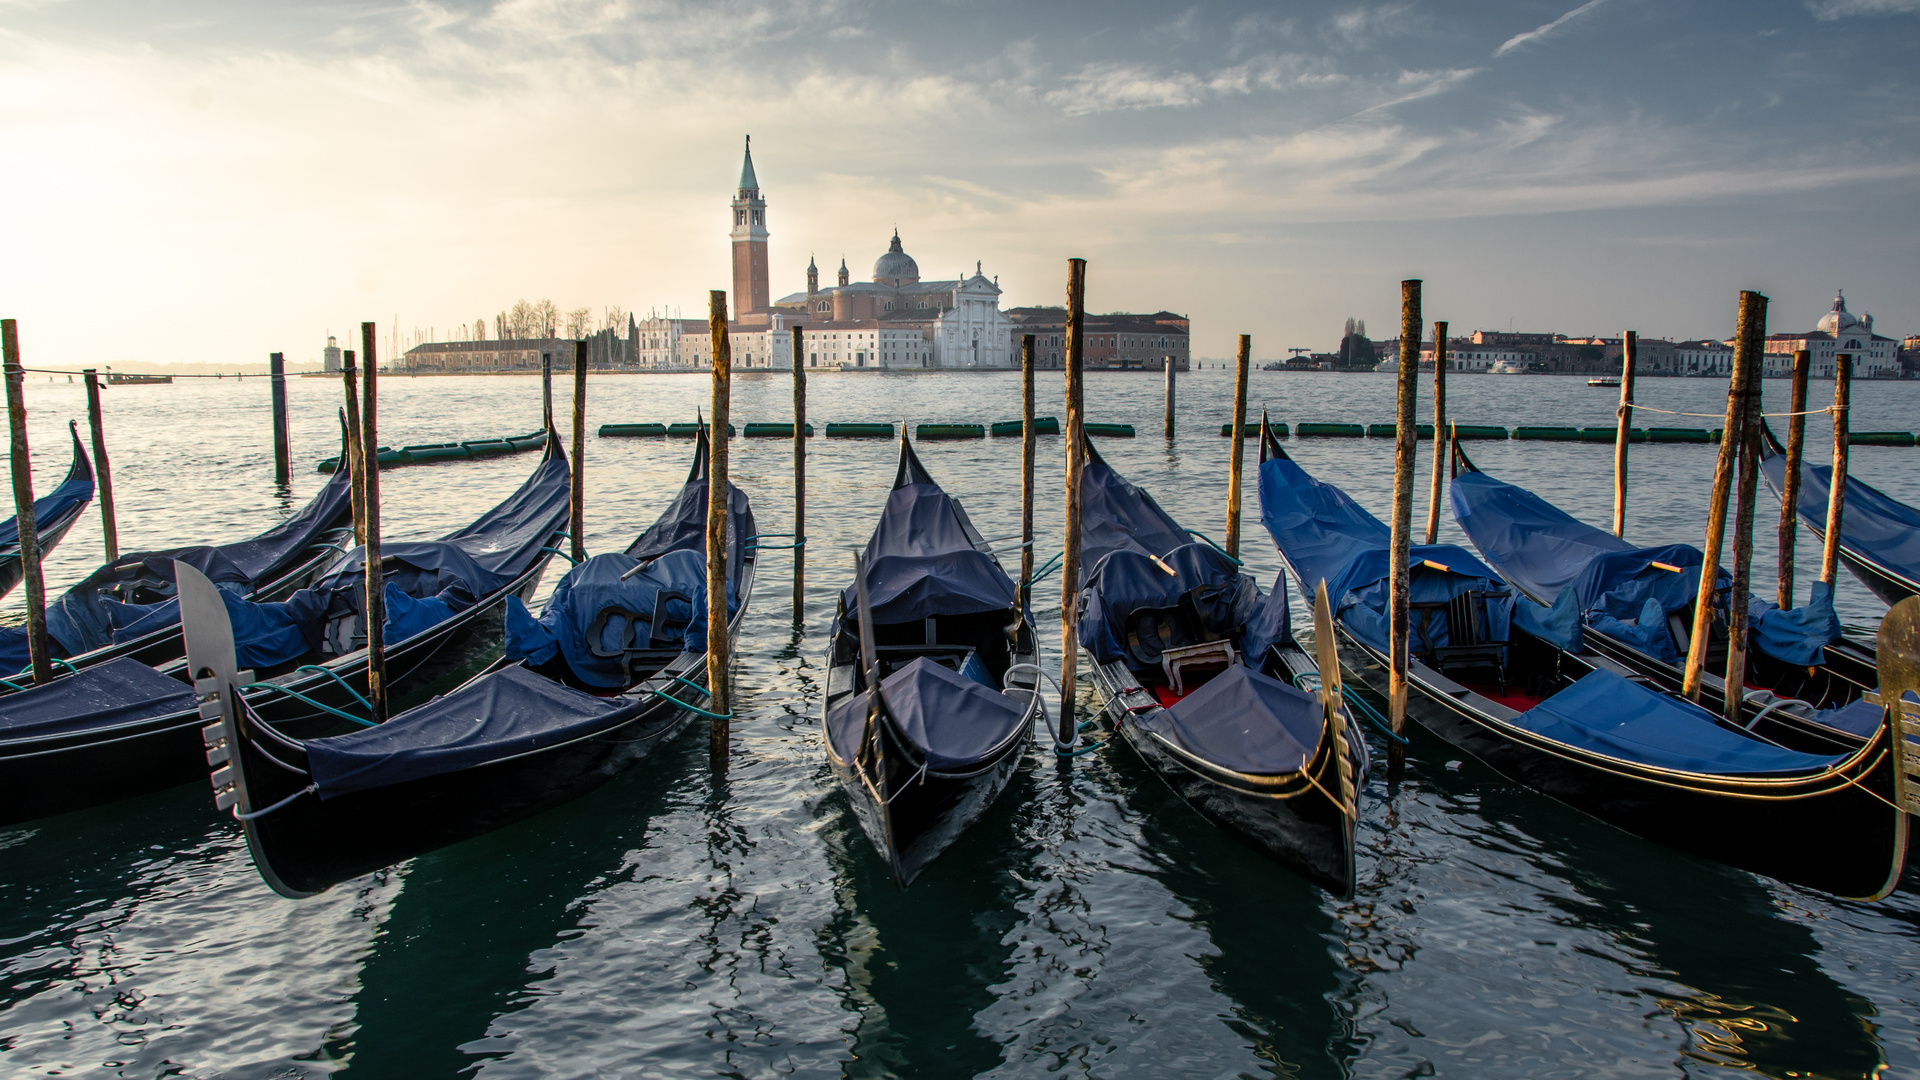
[
  {"left": 341, "top": 350, "right": 366, "bottom": 546},
  {"left": 3, "top": 320, "right": 52, "bottom": 685},
  {"left": 1226, "top": 335, "right": 1251, "bottom": 559},
  {"left": 1778, "top": 349, "right": 1811, "bottom": 608},
  {"left": 571, "top": 340, "right": 588, "bottom": 565},
  {"left": 792, "top": 325, "right": 806, "bottom": 610},
  {"left": 1722, "top": 328, "right": 1767, "bottom": 726},
  {"left": 270, "top": 351, "right": 291, "bottom": 486},
  {"left": 1387, "top": 281, "right": 1421, "bottom": 771},
  {"left": 1611, "top": 331, "right": 1637, "bottom": 538},
  {"left": 707, "top": 291, "right": 733, "bottom": 772},
  {"left": 1021, "top": 334, "right": 1037, "bottom": 610},
  {"left": 359, "top": 323, "right": 388, "bottom": 723},
  {"left": 1683, "top": 291, "right": 1765, "bottom": 703},
  {"left": 1059, "top": 259, "right": 1087, "bottom": 750},
  {"left": 541, "top": 352, "right": 554, "bottom": 430},
  {"left": 1424, "top": 321, "right": 1449, "bottom": 545},
  {"left": 1163, "top": 353, "right": 1176, "bottom": 440},
  {"left": 1821, "top": 352, "right": 1852, "bottom": 589},
  {"left": 82, "top": 368, "right": 118, "bottom": 561}
]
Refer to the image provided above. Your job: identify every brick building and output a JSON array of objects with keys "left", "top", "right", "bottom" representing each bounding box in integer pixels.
[{"left": 1002, "top": 309, "right": 1191, "bottom": 370}]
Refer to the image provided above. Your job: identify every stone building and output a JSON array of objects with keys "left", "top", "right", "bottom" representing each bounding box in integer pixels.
[
  {"left": 1002, "top": 309, "right": 1191, "bottom": 370},
  {"left": 1759, "top": 291, "right": 1900, "bottom": 378}
]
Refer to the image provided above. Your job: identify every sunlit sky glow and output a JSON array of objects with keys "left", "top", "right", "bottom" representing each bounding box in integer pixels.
[{"left": 2, "top": 0, "right": 1916, "bottom": 365}]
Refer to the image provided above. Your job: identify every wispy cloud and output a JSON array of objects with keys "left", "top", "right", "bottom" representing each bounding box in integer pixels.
[
  {"left": 1808, "top": 0, "right": 1920, "bottom": 17},
  {"left": 1494, "top": 0, "right": 1611, "bottom": 56}
]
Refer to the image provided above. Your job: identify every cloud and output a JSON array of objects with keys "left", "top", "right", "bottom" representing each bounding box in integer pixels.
[
  {"left": 1807, "top": 0, "right": 1920, "bottom": 16},
  {"left": 1494, "top": 0, "right": 1612, "bottom": 56}
]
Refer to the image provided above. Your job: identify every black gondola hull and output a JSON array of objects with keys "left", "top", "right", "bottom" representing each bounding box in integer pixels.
[{"left": 830, "top": 719, "right": 1031, "bottom": 888}]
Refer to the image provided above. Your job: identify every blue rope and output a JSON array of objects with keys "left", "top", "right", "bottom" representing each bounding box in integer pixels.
[
  {"left": 0, "top": 675, "right": 27, "bottom": 692},
  {"left": 242, "top": 683, "right": 379, "bottom": 727},
  {"left": 1056, "top": 738, "right": 1108, "bottom": 757},
  {"left": 295, "top": 666, "right": 373, "bottom": 712},
  {"left": 540, "top": 546, "right": 580, "bottom": 565},
  {"left": 1028, "top": 551, "right": 1065, "bottom": 586},
  {"left": 18, "top": 657, "right": 78, "bottom": 676},
  {"left": 1292, "top": 672, "right": 1410, "bottom": 745},
  {"left": 745, "top": 532, "right": 806, "bottom": 551},
  {"left": 642, "top": 674, "right": 731, "bottom": 720},
  {"left": 1183, "top": 529, "right": 1243, "bottom": 565}
]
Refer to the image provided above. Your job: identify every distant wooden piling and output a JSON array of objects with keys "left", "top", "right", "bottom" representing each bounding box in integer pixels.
[
  {"left": 792, "top": 325, "right": 806, "bottom": 610},
  {"left": 1226, "top": 336, "right": 1251, "bottom": 560},
  {"left": 1722, "top": 327, "right": 1767, "bottom": 726},
  {"left": 359, "top": 323, "right": 387, "bottom": 723},
  {"left": 1611, "top": 331, "right": 1637, "bottom": 538},
  {"left": 341, "top": 350, "right": 366, "bottom": 546},
  {"left": 706, "top": 291, "right": 734, "bottom": 772},
  {"left": 3, "top": 320, "right": 52, "bottom": 685},
  {"left": 541, "top": 352, "right": 554, "bottom": 430},
  {"left": 269, "top": 352, "right": 291, "bottom": 486},
  {"left": 82, "top": 369, "right": 118, "bottom": 561},
  {"left": 1778, "top": 349, "right": 1811, "bottom": 608},
  {"left": 571, "top": 340, "right": 588, "bottom": 565},
  {"left": 1683, "top": 291, "right": 1765, "bottom": 704},
  {"left": 1163, "top": 354, "right": 1176, "bottom": 440},
  {"left": 1021, "top": 334, "right": 1037, "bottom": 608},
  {"left": 1387, "top": 281, "right": 1421, "bottom": 769},
  {"left": 1059, "top": 259, "right": 1088, "bottom": 750},
  {"left": 1821, "top": 353, "right": 1852, "bottom": 589},
  {"left": 1424, "top": 321, "right": 1449, "bottom": 545}
]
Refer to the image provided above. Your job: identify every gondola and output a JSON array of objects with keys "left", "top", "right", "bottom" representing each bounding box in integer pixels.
[
  {"left": 1074, "top": 430, "right": 1365, "bottom": 897},
  {"left": 0, "top": 418, "right": 357, "bottom": 679},
  {"left": 1760, "top": 422, "right": 1920, "bottom": 606},
  {"left": 0, "top": 422, "right": 95, "bottom": 601},
  {"left": 0, "top": 435, "right": 569, "bottom": 826},
  {"left": 184, "top": 427, "right": 754, "bottom": 897},
  {"left": 823, "top": 435, "right": 1043, "bottom": 888},
  {"left": 1257, "top": 421, "right": 1913, "bottom": 900},
  {"left": 1446, "top": 439, "right": 1881, "bottom": 750}
]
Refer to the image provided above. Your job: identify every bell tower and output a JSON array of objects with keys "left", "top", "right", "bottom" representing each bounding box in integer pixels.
[{"left": 730, "top": 135, "right": 770, "bottom": 315}]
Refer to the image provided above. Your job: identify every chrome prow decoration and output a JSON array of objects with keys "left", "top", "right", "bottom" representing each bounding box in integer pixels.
[
  {"left": 1876, "top": 596, "right": 1920, "bottom": 817},
  {"left": 1314, "top": 580, "right": 1356, "bottom": 819},
  {"left": 176, "top": 559, "right": 254, "bottom": 817}
]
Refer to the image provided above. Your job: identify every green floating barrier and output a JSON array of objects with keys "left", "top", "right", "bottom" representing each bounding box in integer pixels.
[
  {"left": 826, "top": 422, "right": 895, "bottom": 438},
  {"left": 1852, "top": 431, "right": 1917, "bottom": 447},
  {"left": 1297, "top": 423, "right": 1364, "bottom": 438},
  {"left": 600, "top": 423, "right": 667, "bottom": 438},
  {"left": 318, "top": 446, "right": 393, "bottom": 473},
  {"left": 1512, "top": 426, "right": 1584, "bottom": 441},
  {"left": 404, "top": 444, "right": 471, "bottom": 463},
  {"left": 1219, "top": 423, "right": 1268, "bottom": 438},
  {"left": 1085, "top": 422, "right": 1135, "bottom": 437},
  {"left": 1580, "top": 427, "right": 1647, "bottom": 443},
  {"left": 1451, "top": 425, "right": 1508, "bottom": 440},
  {"left": 990, "top": 417, "right": 1061, "bottom": 436},
  {"left": 743, "top": 423, "right": 815, "bottom": 437},
  {"left": 1365, "top": 423, "right": 1435, "bottom": 438},
  {"left": 506, "top": 431, "right": 547, "bottom": 451},
  {"left": 666, "top": 423, "right": 735, "bottom": 437},
  {"left": 462, "top": 439, "right": 514, "bottom": 456},
  {"left": 917, "top": 423, "right": 985, "bottom": 439},
  {"left": 1646, "top": 427, "right": 1711, "bottom": 443}
]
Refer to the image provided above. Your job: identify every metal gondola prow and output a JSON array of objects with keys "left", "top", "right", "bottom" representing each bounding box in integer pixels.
[
  {"left": 1314, "top": 580, "right": 1356, "bottom": 820},
  {"left": 1878, "top": 596, "right": 1920, "bottom": 821},
  {"left": 177, "top": 559, "right": 252, "bottom": 819}
]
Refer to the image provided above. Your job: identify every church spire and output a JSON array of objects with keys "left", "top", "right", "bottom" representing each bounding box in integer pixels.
[{"left": 739, "top": 135, "right": 759, "bottom": 193}]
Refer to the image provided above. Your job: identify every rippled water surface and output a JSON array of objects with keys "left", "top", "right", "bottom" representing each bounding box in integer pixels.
[{"left": 3, "top": 368, "right": 1918, "bottom": 1079}]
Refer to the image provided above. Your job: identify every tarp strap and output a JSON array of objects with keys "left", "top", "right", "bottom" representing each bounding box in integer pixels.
[
  {"left": 233, "top": 782, "right": 317, "bottom": 821},
  {"left": 242, "top": 682, "right": 379, "bottom": 727},
  {"left": 296, "top": 665, "right": 373, "bottom": 712}
]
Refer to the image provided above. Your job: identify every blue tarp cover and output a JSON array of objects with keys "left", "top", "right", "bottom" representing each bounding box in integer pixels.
[
  {"left": 1143, "top": 664, "right": 1322, "bottom": 776},
  {"left": 0, "top": 433, "right": 92, "bottom": 551},
  {"left": 1078, "top": 452, "right": 1191, "bottom": 571},
  {"left": 1764, "top": 447, "right": 1920, "bottom": 590},
  {"left": 504, "top": 549, "right": 714, "bottom": 688},
  {"left": 1080, "top": 543, "right": 1254, "bottom": 665},
  {"left": 824, "top": 656, "right": 1026, "bottom": 771},
  {"left": 0, "top": 657, "right": 193, "bottom": 741},
  {"left": 305, "top": 663, "right": 648, "bottom": 798},
  {"left": 1510, "top": 669, "right": 1844, "bottom": 776},
  {"left": 842, "top": 477, "right": 1015, "bottom": 624}
]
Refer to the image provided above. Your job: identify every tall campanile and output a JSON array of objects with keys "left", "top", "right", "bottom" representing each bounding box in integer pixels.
[{"left": 730, "top": 136, "right": 770, "bottom": 316}]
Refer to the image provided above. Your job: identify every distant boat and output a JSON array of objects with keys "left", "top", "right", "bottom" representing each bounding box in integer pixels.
[
  {"left": 1588, "top": 377, "right": 1620, "bottom": 388},
  {"left": 105, "top": 370, "right": 172, "bottom": 385},
  {"left": 1489, "top": 359, "right": 1528, "bottom": 375}
]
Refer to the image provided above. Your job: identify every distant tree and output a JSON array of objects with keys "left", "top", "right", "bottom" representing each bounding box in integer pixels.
[
  {"left": 566, "top": 307, "right": 593, "bottom": 339},
  {"left": 495, "top": 312, "right": 506, "bottom": 341},
  {"left": 474, "top": 318, "right": 486, "bottom": 342},
  {"left": 602, "top": 305, "right": 627, "bottom": 333},
  {"left": 508, "top": 299, "right": 535, "bottom": 340},
  {"left": 533, "top": 299, "right": 559, "bottom": 338}
]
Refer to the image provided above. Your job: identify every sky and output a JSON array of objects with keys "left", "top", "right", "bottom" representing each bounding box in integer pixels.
[{"left": 1, "top": 0, "right": 1917, "bottom": 365}]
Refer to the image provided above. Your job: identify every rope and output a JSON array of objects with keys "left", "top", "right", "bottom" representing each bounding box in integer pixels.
[
  {"left": 880, "top": 761, "right": 928, "bottom": 804},
  {"left": 638, "top": 673, "right": 730, "bottom": 720},
  {"left": 242, "top": 683, "right": 378, "bottom": 727},
  {"left": 16, "top": 366, "right": 283, "bottom": 380},
  {"left": 0, "top": 675, "right": 27, "bottom": 692},
  {"left": 17, "top": 657, "right": 78, "bottom": 677},
  {"left": 233, "top": 783, "right": 317, "bottom": 820},
  {"left": 1182, "top": 530, "right": 1243, "bottom": 565},
  {"left": 539, "top": 546, "right": 580, "bottom": 564},
  {"left": 295, "top": 665, "right": 373, "bottom": 712}
]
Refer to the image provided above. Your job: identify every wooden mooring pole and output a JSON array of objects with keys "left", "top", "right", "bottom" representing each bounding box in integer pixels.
[
  {"left": 1021, "top": 334, "right": 1037, "bottom": 611},
  {"left": 341, "top": 350, "right": 366, "bottom": 546},
  {"left": 1424, "top": 321, "right": 1449, "bottom": 545},
  {"left": 359, "top": 322, "right": 388, "bottom": 723},
  {"left": 792, "top": 325, "right": 806, "bottom": 611},
  {"left": 1722, "top": 322, "right": 1767, "bottom": 726},
  {"left": 1059, "top": 259, "right": 1087, "bottom": 750},
  {"left": 1611, "top": 331, "right": 1637, "bottom": 538},
  {"left": 82, "top": 368, "right": 118, "bottom": 561},
  {"left": 1821, "top": 353, "right": 1852, "bottom": 589},
  {"left": 3, "top": 320, "right": 52, "bottom": 685},
  {"left": 270, "top": 351, "right": 291, "bottom": 486},
  {"left": 707, "top": 291, "right": 734, "bottom": 772},
  {"left": 1163, "top": 353, "right": 1176, "bottom": 440},
  {"left": 1777, "top": 349, "right": 1811, "bottom": 608},
  {"left": 1226, "top": 335, "right": 1251, "bottom": 560},
  {"left": 1387, "top": 281, "right": 1421, "bottom": 772},
  {"left": 541, "top": 352, "right": 554, "bottom": 431},
  {"left": 1683, "top": 291, "right": 1765, "bottom": 703},
  {"left": 571, "top": 340, "right": 588, "bottom": 565}
]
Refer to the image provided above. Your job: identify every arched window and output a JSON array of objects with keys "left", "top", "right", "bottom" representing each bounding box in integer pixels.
[{"left": 884, "top": 302, "right": 894, "bottom": 311}]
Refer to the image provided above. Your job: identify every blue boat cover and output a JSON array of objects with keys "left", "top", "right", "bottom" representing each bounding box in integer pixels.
[
  {"left": 1080, "top": 542, "right": 1255, "bottom": 664},
  {"left": 1763, "top": 448, "right": 1920, "bottom": 591},
  {"left": 1142, "top": 664, "right": 1322, "bottom": 775},
  {"left": 1258, "top": 454, "right": 1511, "bottom": 654},
  {"left": 1510, "top": 669, "right": 1844, "bottom": 776},
  {"left": 304, "top": 663, "right": 651, "bottom": 798},
  {"left": 0, "top": 657, "right": 193, "bottom": 741},
  {"left": 1451, "top": 468, "right": 1840, "bottom": 665},
  {"left": 841, "top": 462, "right": 1015, "bottom": 624},
  {"left": 1078, "top": 450, "right": 1191, "bottom": 571},
  {"left": 0, "top": 429, "right": 93, "bottom": 552},
  {"left": 824, "top": 655, "right": 1026, "bottom": 771},
  {"left": 504, "top": 550, "right": 716, "bottom": 688}
]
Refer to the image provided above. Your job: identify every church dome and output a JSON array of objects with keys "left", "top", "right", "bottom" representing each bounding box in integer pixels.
[
  {"left": 1816, "top": 290, "right": 1865, "bottom": 335},
  {"left": 873, "top": 231, "right": 919, "bottom": 286}
]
